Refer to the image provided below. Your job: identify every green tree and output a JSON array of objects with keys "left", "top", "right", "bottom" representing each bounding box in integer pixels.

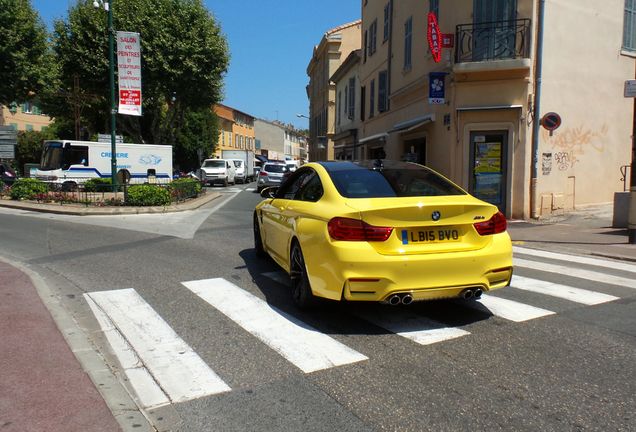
[
  {"left": 175, "top": 108, "right": 219, "bottom": 171},
  {"left": 45, "top": 0, "right": 229, "bottom": 156},
  {"left": 15, "top": 125, "right": 58, "bottom": 172},
  {"left": 0, "top": 0, "right": 56, "bottom": 105}
]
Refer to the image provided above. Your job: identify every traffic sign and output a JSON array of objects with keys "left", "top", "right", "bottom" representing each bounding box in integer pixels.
[{"left": 541, "top": 112, "right": 562, "bottom": 131}]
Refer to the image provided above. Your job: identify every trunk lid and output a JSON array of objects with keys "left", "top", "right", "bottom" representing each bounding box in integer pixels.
[{"left": 344, "top": 196, "right": 499, "bottom": 255}]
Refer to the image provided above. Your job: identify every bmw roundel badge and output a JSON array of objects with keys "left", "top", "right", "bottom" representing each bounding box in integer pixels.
[{"left": 432, "top": 211, "right": 441, "bottom": 221}]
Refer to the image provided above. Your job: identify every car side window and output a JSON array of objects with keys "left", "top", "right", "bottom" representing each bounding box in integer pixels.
[
  {"left": 296, "top": 172, "right": 323, "bottom": 202},
  {"left": 276, "top": 169, "right": 310, "bottom": 200}
]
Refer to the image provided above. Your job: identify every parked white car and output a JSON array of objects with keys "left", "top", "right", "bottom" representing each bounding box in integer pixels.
[{"left": 199, "top": 159, "right": 236, "bottom": 187}]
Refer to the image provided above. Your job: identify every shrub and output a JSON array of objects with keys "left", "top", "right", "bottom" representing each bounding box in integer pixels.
[
  {"left": 84, "top": 178, "right": 114, "bottom": 192},
  {"left": 168, "top": 177, "right": 202, "bottom": 200},
  {"left": 9, "top": 178, "right": 48, "bottom": 200},
  {"left": 126, "top": 184, "right": 171, "bottom": 206}
]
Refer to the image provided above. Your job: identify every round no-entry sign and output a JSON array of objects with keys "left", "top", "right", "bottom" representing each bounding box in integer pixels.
[{"left": 541, "top": 112, "right": 562, "bottom": 131}]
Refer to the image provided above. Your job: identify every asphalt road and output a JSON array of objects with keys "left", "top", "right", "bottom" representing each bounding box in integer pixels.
[{"left": 0, "top": 184, "right": 634, "bottom": 432}]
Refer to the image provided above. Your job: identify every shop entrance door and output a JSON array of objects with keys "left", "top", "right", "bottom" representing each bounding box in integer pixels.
[{"left": 469, "top": 131, "right": 508, "bottom": 213}]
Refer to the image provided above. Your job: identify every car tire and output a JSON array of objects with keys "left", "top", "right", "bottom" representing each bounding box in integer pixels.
[
  {"left": 290, "top": 242, "right": 316, "bottom": 309},
  {"left": 223, "top": 177, "right": 228, "bottom": 187},
  {"left": 253, "top": 213, "right": 266, "bottom": 257}
]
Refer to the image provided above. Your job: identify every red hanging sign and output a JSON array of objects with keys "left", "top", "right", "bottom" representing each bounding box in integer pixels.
[{"left": 427, "top": 12, "right": 442, "bottom": 63}]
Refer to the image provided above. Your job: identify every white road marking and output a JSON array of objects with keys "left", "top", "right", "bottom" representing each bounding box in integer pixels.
[
  {"left": 85, "top": 289, "right": 231, "bottom": 407},
  {"left": 182, "top": 278, "right": 368, "bottom": 373},
  {"left": 357, "top": 309, "right": 470, "bottom": 345},
  {"left": 514, "top": 257, "right": 636, "bottom": 289},
  {"left": 472, "top": 295, "right": 555, "bottom": 322},
  {"left": 85, "top": 294, "right": 170, "bottom": 409},
  {"left": 513, "top": 246, "right": 636, "bottom": 274},
  {"left": 511, "top": 275, "right": 619, "bottom": 305}
]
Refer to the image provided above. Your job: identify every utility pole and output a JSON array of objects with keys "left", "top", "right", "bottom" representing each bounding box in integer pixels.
[{"left": 629, "top": 64, "right": 636, "bottom": 244}]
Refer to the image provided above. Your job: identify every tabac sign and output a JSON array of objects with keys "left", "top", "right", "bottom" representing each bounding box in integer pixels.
[{"left": 117, "top": 31, "right": 142, "bottom": 116}]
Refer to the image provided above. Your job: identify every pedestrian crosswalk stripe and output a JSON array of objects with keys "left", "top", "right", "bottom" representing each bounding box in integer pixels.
[
  {"left": 472, "top": 295, "right": 555, "bottom": 322},
  {"left": 356, "top": 309, "right": 470, "bottom": 345},
  {"left": 85, "top": 294, "right": 170, "bottom": 409},
  {"left": 182, "top": 278, "right": 368, "bottom": 373},
  {"left": 85, "top": 289, "right": 231, "bottom": 407},
  {"left": 514, "top": 257, "right": 636, "bottom": 289},
  {"left": 513, "top": 246, "right": 636, "bottom": 274},
  {"left": 511, "top": 275, "right": 619, "bottom": 305}
]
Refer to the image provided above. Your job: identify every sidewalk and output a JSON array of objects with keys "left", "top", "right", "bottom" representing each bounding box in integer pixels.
[
  {"left": 507, "top": 203, "right": 636, "bottom": 262},
  {"left": 0, "top": 261, "right": 124, "bottom": 432}
]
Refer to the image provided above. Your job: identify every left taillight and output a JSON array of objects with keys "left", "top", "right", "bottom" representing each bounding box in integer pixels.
[
  {"left": 328, "top": 217, "right": 393, "bottom": 242},
  {"left": 474, "top": 211, "right": 507, "bottom": 236}
]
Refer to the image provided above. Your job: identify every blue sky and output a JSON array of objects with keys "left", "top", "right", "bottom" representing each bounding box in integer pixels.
[{"left": 31, "top": 0, "right": 361, "bottom": 130}]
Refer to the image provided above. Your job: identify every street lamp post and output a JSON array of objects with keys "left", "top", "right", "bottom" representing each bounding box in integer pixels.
[{"left": 95, "top": 0, "right": 118, "bottom": 191}]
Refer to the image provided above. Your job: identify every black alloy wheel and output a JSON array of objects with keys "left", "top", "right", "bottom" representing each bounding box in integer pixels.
[
  {"left": 253, "top": 214, "right": 265, "bottom": 257},
  {"left": 290, "top": 242, "right": 315, "bottom": 309}
]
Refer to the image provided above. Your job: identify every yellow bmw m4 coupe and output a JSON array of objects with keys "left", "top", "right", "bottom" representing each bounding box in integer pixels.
[{"left": 254, "top": 160, "right": 513, "bottom": 308}]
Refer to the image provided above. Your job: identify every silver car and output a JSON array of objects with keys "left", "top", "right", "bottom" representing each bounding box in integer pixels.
[{"left": 256, "top": 161, "right": 289, "bottom": 193}]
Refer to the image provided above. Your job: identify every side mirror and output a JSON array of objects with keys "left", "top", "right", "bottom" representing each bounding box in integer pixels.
[{"left": 260, "top": 187, "right": 278, "bottom": 198}]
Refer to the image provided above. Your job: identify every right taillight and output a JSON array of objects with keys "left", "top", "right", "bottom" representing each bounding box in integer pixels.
[
  {"left": 328, "top": 217, "right": 393, "bottom": 242},
  {"left": 259, "top": 171, "right": 267, "bottom": 176},
  {"left": 474, "top": 211, "right": 507, "bottom": 236}
]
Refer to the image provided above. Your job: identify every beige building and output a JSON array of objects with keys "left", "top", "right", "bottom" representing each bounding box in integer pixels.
[
  {"left": 213, "top": 104, "right": 255, "bottom": 158},
  {"left": 326, "top": 0, "right": 635, "bottom": 219},
  {"left": 306, "top": 20, "right": 361, "bottom": 162},
  {"left": 0, "top": 102, "right": 52, "bottom": 132},
  {"left": 332, "top": 49, "right": 362, "bottom": 160}
]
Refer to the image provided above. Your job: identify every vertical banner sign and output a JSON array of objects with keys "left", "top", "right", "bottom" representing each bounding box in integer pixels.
[
  {"left": 429, "top": 72, "right": 446, "bottom": 105},
  {"left": 427, "top": 12, "right": 442, "bottom": 63},
  {"left": 117, "top": 31, "right": 142, "bottom": 116}
]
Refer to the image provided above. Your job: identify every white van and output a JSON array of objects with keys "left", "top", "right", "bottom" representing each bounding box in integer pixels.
[
  {"left": 199, "top": 159, "right": 236, "bottom": 187},
  {"left": 227, "top": 159, "right": 248, "bottom": 183},
  {"left": 36, "top": 140, "right": 173, "bottom": 189}
]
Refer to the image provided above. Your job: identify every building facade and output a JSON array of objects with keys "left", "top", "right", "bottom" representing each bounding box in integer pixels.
[
  {"left": 0, "top": 102, "right": 52, "bottom": 132},
  {"left": 332, "top": 50, "right": 362, "bottom": 160},
  {"left": 213, "top": 104, "right": 255, "bottom": 158},
  {"left": 324, "top": 0, "right": 634, "bottom": 219},
  {"left": 306, "top": 20, "right": 361, "bottom": 162},
  {"left": 255, "top": 119, "right": 308, "bottom": 163}
]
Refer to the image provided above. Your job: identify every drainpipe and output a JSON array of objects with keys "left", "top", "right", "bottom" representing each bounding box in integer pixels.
[{"left": 530, "top": 0, "right": 546, "bottom": 219}]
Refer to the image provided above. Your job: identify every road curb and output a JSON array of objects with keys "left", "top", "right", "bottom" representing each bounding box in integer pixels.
[{"left": 0, "top": 190, "right": 222, "bottom": 216}]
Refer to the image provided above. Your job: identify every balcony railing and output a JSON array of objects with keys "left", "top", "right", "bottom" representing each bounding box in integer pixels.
[{"left": 455, "top": 19, "right": 531, "bottom": 64}]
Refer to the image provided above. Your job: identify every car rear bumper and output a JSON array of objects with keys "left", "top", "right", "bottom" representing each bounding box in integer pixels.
[{"left": 302, "top": 232, "right": 513, "bottom": 302}]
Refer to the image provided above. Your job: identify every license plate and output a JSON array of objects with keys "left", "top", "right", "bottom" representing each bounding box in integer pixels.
[{"left": 401, "top": 227, "right": 461, "bottom": 244}]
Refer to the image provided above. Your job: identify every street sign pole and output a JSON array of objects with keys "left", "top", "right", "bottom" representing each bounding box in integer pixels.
[
  {"left": 626, "top": 79, "right": 636, "bottom": 243},
  {"left": 630, "top": 92, "right": 636, "bottom": 244},
  {"left": 108, "top": 0, "right": 118, "bottom": 192}
]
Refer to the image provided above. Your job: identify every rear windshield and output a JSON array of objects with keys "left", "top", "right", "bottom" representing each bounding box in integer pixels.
[
  {"left": 202, "top": 160, "right": 225, "bottom": 168},
  {"left": 328, "top": 161, "right": 466, "bottom": 198},
  {"left": 264, "top": 164, "right": 287, "bottom": 173}
]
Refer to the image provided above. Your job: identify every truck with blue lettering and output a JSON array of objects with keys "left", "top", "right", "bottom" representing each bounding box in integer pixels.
[{"left": 35, "top": 140, "right": 173, "bottom": 189}]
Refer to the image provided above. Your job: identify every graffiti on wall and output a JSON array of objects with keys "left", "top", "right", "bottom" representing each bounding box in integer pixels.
[
  {"left": 542, "top": 152, "right": 552, "bottom": 175},
  {"left": 541, "top": 124, "right": 608, "bottom": 171}
]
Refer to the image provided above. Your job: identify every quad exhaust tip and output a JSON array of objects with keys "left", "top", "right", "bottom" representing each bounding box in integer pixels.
[
  {"left": 387, "top": 293, "right": 414, "bottom": 306},
  {"left": 460, "top": 288, "right": 484, "bottom": 300}
]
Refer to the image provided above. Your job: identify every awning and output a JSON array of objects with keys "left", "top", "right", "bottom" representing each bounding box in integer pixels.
[
  {"left": 358, "top": 132, "right": 388, "bottom": 144},
  {"left": 456, "top": 104, "right": 523, "bottom": 112},
  {"left": 389, "top": 114, "right": 435, "bottom": 133},
  {"left": 255, "top": 155, "right": 269, "bottom": 163}
]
